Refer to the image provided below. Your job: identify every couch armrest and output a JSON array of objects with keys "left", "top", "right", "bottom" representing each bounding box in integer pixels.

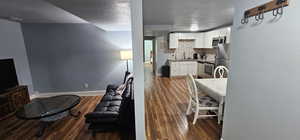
[
  {"left": 106, "top": 84, "right": 120, "bottom": 91},
  {"left": 85, "top": 112, "right": 119, "bottom": 119}
]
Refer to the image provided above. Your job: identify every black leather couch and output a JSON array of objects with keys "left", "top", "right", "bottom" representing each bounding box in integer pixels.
[{"left": 85, "top": 73, "right": 135, "bottom": 139}]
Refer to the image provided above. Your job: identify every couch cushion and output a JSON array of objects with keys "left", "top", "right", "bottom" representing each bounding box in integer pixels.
[
  {"left": 101, "top": 94, "right": 122, "bottom": 101},
  {"left": 94, "top": 100, "right": 121, "bottom": 112},
  {"left": 85, "top": 73, "right": 134, "bottom": 132},
  {"left": 88, "top": 123, "right": 119, "bottom": 132},
  {"left": 106, "top": 84, "right": 119, "bottom": 92},
  {"left": 86, "top": 117, "right": 119, "bottom": 124},
  {"left": 85, "top": 112, "right": 119, "bottom": 124}
]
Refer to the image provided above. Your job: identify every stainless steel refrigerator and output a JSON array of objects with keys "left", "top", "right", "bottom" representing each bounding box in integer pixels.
[{"left": 214, "top": 43, "right": 230, "bottom": 67}]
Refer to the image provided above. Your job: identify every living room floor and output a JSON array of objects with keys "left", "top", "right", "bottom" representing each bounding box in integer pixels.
[
  {"left": 145, "top": 64, "right": 222, "bottom": 140},
  {"left": 0, "top": 65, "right": 221, "bottom": 140},
  {"left": 0, "top": 96, "right": 120, "bottom": 140}
]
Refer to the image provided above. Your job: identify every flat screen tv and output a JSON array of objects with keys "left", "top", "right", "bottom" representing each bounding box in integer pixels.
[{"left": 0, "top": 59, "right": 19, "bottom": 93}]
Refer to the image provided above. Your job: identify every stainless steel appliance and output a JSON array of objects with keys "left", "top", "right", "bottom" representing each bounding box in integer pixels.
[
  {"left": 204, "top": 63, "right": 215, "bottom": 76},
  {"left": 212, "top": 36, "right": 227, "bottom": 47},
  {"left": 213, "top": 36, "right": 230, "bottom": 67},
  {"left": 193, "top": 53, "right": 199, "bottom": 59}
]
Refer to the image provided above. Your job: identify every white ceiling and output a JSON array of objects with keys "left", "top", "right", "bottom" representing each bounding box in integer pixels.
[
  {"left": 143, "top": 0, "right": 234, "bottom": 32},
  {"left": 0, "top": 0, "right": 87, "bottom": 23},
  {"left": 0, "top": 0, "right": 131, "bottom": 31},
  {"left": 46, "top": 0, "right": 131, "bottom": 31},
  {"left": 0, "top": 0, "right": 233, "bottom": 32}
]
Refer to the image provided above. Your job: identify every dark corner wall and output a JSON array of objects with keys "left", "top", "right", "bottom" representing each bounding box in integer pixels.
[
  {"left": 0, "top": 19, "right": 34, "bottom": 94},
  {"left": 21, "top": 23, "right": 132, "bottom": 93}
]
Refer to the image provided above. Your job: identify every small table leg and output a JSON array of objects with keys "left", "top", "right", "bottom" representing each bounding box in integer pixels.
[
  {"left": 69, "top": 109, "right": 81, "bottom": 117},
  {"left": 36, "top": 122, "right": 49, "bottom": 137}
]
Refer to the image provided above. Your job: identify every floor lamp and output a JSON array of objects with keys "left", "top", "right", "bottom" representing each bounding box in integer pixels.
[{"left": 120, "top": 50, "right": 132, "bottom": 82}]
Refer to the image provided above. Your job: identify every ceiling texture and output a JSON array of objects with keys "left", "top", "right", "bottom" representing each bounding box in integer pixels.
[
  {"left": 0, "top": 0, "right": 131, "bottom": 31},
  {"left": 46, "top": 0, "right": 131, "bottom": 31},
  {"left": 0, "top": 0, "right": 87, "bottom": 23},
  {"left": 143, "top": 0, "right": 234, "bottom": 33},
  {"left": 0, "top": 0, "right": 233, "bottom": 32}
]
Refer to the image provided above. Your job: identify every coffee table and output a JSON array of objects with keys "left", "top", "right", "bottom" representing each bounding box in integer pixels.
[{"left": 15, "top": 95, "right": 81, "bottom": 137}]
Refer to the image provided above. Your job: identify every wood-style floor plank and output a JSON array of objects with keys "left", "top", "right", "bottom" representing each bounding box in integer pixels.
[
  {"left": 0, "top": 96, "right": 120, "bottom": 140},
  {"left": 0, "top": 64, "right": 221, "bottom": 140},
  {"left": 145, "top": 64, "right": 221, "bottom": 140}
]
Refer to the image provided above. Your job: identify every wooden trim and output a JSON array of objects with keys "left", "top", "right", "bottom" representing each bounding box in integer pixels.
[{"left": 244, "top": 0, "right": 289, "bottom": 18}]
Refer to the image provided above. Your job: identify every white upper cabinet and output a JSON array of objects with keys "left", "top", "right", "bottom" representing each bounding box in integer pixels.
[
  {"left": 194, "top": 33, "right": 205, "bottom": 48},
  {"left": 169, "top": 33, "right": 179, "bottom": 49},
  {"left": 178, "top": 33, "right": 195, "bottom": 40},
  {"left": 204, "top": 31, "right": 218, "bottom": 48},
  {"left": 169, "top": 28, "right": 231, "bottom": 49},
  {"left": 218, "top": 27, "right": 231, "bottom": 44},
  {"left": 169, "top": 33, "right": 198, "bottom": 49},
  {"left": 203, "top": 27, "right": 231, "bottom": 48}
]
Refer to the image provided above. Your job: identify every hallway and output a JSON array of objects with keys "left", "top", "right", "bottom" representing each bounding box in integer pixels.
[{"left": 144, "top": 66, "right": 222, "bottom": 140}]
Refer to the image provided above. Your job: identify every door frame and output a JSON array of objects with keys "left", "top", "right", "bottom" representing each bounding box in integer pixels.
[{"left": 144, "top": 36, "right": 156, "bottom": 74}]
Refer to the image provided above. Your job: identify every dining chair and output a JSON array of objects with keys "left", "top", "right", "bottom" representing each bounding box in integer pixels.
[
  {"left": 185, "top": 74, "right": 220, "bottom": 125},
  {"left": 213, "top": 66, "right": 229, "bottom": 78}
]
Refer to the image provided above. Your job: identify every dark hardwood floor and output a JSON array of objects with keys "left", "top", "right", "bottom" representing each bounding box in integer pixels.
[
  {"left": 145, "top": 64, "right": 222, "bottom": 140},
  {"left": 0, "top": 64, "right": 221, "bottom": 140},
  {"left": 0, "top": 96, "right": 120, "bottom": 140}
]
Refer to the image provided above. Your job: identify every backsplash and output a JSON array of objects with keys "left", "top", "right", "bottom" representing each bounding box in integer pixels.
[{"left": 174, "top": 40, "right": 195, "bottom": 59}]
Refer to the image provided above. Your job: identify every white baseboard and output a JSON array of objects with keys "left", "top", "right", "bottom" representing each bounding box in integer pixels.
[{"left": 30, "top": 90, "right": 106, "bottom": 99}]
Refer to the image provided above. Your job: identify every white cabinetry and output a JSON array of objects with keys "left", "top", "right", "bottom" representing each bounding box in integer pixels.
[
  {"left": 219, "top": 28, "right": 231, "bottom": 43},
  {"left": 203, "top": 27, "right": 231, "bottom": 48},
  {"left": 204, "top": 30, "right": 220, "bottom": 49},
  {"left": 170, "top": 62, "right": 178, "bottom": 76},
  {"left": 170, "top": 61, "right": 198, "bottom": 77},
  {"left": 187, "top": 62, "right": 198, "bottom": 75},
  {"left": 178, "top": 33, "right": 195, "bottom": 40},
  {"left": 169, "top": 28, "right": 231, "bottom": 49},
  {"left": 194, "top": 33, "right": 205, "bottom": 48},
  {"left": 169, "top": 33, "right": 205, "bottom": 49},
  {"left": 169, "top": 33, "right": 179, "bottom": 49},
  {"left": 197, "top": 63, "right": 205, "bottom": 76}
]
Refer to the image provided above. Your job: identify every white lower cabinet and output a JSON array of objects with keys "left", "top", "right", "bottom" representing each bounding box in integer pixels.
[
  {"left": 198, "top": 63, "right": 205, "bottom": 76},
  {"left": 170, "top": 62, "right": 177, "bottom": 76},
  {"left": 170, "top": 61, "right": 198, "bottom": 77}
]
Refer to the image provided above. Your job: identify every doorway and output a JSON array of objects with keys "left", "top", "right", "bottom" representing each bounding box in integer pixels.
[{"left": 144, "top": 37, "right": 156, "bottom": 75}]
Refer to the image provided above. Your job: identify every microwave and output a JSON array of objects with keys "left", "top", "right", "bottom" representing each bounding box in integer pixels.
[{"left": 212, "top": 36, "right": 227, "bottom": 47}]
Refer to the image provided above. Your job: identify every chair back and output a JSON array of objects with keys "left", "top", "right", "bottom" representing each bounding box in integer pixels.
[
  {"left": 186, "top": 74, "right": 198, "bottom": 103},
  {"left": 214, "top": 66, "right": 229, "bottom": 78}
]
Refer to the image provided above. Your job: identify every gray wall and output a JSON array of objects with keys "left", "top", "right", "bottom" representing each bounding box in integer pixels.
[
  {"left": 0, "top": 19, "right": 34, "bottom": 94},
  {"left": 223, "top": 0, "right": 300, "bottom": 140},
  {"left": 155, "top": 35, "right": 171, "bottom": 76},
  {"left": 131, "top": 0, "right": 145, "bottom": 138},
  {"left": 22, "top": 23, "right": 132, "bottom": 93}
]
